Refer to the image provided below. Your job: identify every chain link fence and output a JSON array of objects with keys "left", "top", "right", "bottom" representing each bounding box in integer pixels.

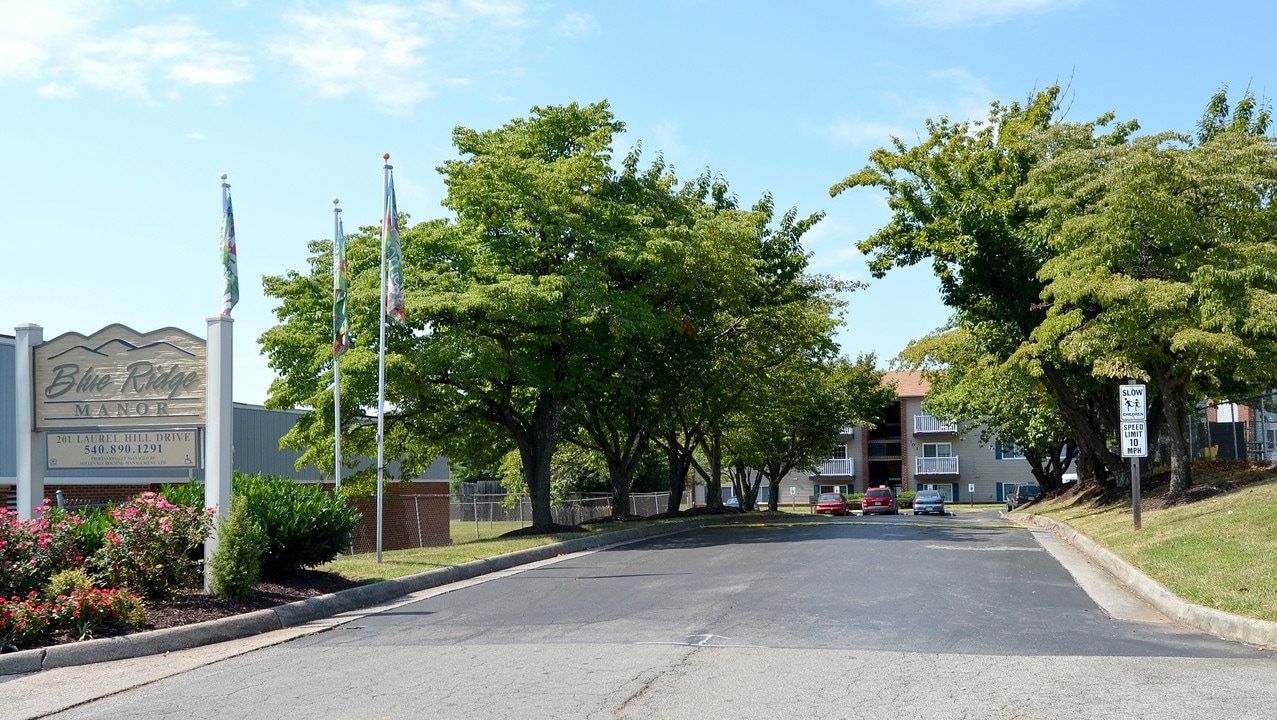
[{"left": 450, "top": 487, "right": 671, "bottom": 541}]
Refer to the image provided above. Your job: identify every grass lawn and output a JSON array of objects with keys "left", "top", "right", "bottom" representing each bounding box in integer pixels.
[
  {"left": 1029, "top": 461, "right": 1277, "bottom": 623},
  {"left": 318, "top": 517, "right": 682, "bottom": 584}
]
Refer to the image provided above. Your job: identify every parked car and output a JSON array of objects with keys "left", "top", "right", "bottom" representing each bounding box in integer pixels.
[
  {"left": 912, "top": 489, "right": 946, "bottom": 515},
  {"left": 724, "top": 497, "right": 741, "bottom": 509},
  {"left": 860, "top": 487, "right": 898, "bottom": 515},
  {"left": 814, "top": 493, "right": 848, "bottom": 516},
  {"left": 1005, "top": 483, "right": 1041, "bottom": 511}
]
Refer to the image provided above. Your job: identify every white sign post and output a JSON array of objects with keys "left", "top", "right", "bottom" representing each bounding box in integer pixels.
[{"left": 1119, "top": 383, "right": 1146, "bottom": 529}]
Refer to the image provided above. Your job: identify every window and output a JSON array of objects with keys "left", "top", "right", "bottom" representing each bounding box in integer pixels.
[
  {"left": 829, "top": 444, "right": 848, "bottom": 460},
  {"left": 996, "top": 441, "right": 1025, "bottom": 460},
  {"left": 922, "top": 443, "right": 952, "bottom": 458}
]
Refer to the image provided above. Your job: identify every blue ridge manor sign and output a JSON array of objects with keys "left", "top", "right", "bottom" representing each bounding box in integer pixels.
[{"left": 34, "top": 324, "right": 207, "bottom": 430}]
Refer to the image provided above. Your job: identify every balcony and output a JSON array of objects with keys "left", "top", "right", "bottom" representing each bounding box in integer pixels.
[
  {"left": 815, "top": 458, "right": 854, "bottom": 477},
  {"left": 915, "top": 456, "right": 959, "bottom": 475},
  {"left": 914, "top": 414, "right": 958, "bottom": 434}
]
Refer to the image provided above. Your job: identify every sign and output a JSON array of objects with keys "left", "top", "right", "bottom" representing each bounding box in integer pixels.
[
  {"left": 1119, "top": 384, "right": 1147, "bottom": 422},
  {"left": 34, "top": 324, "right": 207, "bottom": 430},
  {"left": 1121, "top": 421, "right": 1148, "bottom": 458},
  {"left": 968, "top": 483, "right": 976, "bottom": 493},
  {"left": 47, "top": 429, "right": 200, "bottom": 469},
  {"left": 789, "top": 486, "right": 797, "bottom": 496}
]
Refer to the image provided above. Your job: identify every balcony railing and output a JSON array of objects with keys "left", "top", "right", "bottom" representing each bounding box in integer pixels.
[
  {"left": 915, "top": 456, "right": 959, "bottom": 475},
  {"left": 815, "top": 458, "right": 854, "bottom": 477},
  {"left": 914, "top": 414, "right": 958, "bottom": 434}
]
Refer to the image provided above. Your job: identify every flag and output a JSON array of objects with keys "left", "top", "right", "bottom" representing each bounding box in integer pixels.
[
  {"left": 383, "top": 170, "right": 406, "bottom": 323},
  {"left": 221, "top": 188, "right": 239, "bottom": 316},
  {"left": 333, "top": 214, "right": 350, "bottom": 356}
]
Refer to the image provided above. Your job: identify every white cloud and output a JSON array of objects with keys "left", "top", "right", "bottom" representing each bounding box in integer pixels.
[
  {"left": 460, "top": 0, "right": 528, "bottom": 27},
  {"left": 878, "top": 0, "right": 1088, "bottom": 26},
  {"left": 272, "top": 3, "right": 437, "bottom": 112},
  {"left": 272, "top": 1, "right": 529, "bottom": 114},
  {"left": 0, "top": 3, "right": 251, "bottom": 100},
  {"left": 185, "top": 132, "right": 206, "bottom": 140},
  {"left": 557, "top": 11, "right": 595, "bottom": 38},
  {"left": 37, "top": 82, "right": 77, "bottom": 99},
  {"left": 0, "top": 0, "right": 106, "bottom": 78}
]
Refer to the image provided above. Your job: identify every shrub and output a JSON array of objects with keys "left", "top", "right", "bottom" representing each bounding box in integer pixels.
[
  {"left": 0, "top": 593, "right": 51, "bottom": 652},
  {"left": 88, "top": 492, "right": 213, "bottom": 597},
  {"left": 44, "top": 568, "right": 95, "bottom": 598},
  {"left": 0, "top": 502, "right": 85, "bottom": 598},
  {"left": 898, "top": 491, "right": 916, "bottom": 508},
  {"left": 234, "top": 473, "right": 360, "bottom": 575},
  {"left": 159, "top": 481, "right": 207, "bottom": 510},
  {"left": 210, "top": 495, "right": 267, "bottom": 601},
  {"left": 47, "top": 588, "right": 145, "bottom": 641}
]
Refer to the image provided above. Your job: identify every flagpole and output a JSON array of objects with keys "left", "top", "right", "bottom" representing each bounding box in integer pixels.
[
  {"left": 377, "top": 154, "right": 391, "bottom": 563},
  {"left": 333, "top": 197, "right": 343, "bottom": 493}
]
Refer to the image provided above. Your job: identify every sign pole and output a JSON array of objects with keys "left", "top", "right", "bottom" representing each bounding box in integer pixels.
[
  {"left": 1119, "top": 381, "right": 1147, "bottom": 531},
  {"left": 1131, "top": 457, "right": 1141, "bottom": 530},
  {"left": 15, "top": 324, "right": 45, "bottom": 520},
  {"left": 204, "top": 314, "right": 234, "bottom": 592}
]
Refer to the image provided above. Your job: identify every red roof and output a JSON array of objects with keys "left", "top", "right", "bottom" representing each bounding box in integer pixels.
[{"left": 882, "top": 370, "right": 929, "bottom": 398}]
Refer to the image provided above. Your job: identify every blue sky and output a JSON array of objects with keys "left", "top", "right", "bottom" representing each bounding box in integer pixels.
[{"left": 2, "top": 0, "right": 1272, "bottom": 403}]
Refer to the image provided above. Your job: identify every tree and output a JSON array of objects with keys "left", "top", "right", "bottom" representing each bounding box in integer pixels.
[
  {"left": 898, "top": 326, "right": 1075, "bottom": 491},
  {"left": 560, "top": 171, "right": 763, "bottom": 516},
  {"left": 1023, "top": 128, "right": 1277, "bottom": 494},
  {"left": 1197, "top": 84, "right": 1272, "bottom": 144},
  {"left": 726, "top": 354, "right": 893, "bottom": 511},
  {"left": 263, "top": 102, "right": 694, "bottom": 531},
  {"left": 830, "top": 87, "right": 1139, "bottom": 490}
]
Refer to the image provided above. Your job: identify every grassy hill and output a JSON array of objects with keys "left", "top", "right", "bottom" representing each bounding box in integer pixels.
[{"left": 1030, "top": 461, "right": 1277, "bottom": 622}]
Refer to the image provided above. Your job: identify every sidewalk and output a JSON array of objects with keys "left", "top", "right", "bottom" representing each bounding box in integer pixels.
[{"left": 1014, "top": 511, "right": 1277, "bottom": 649}]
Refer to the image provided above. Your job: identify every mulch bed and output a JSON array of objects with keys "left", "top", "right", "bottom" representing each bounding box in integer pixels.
[{"left": 17, "top": 570, "right": 366, "bottom": 652}]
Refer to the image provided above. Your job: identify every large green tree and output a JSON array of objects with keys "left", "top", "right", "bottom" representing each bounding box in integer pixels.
[
  {"left": 726, "top": 353, "right": 893, "bottom": 511},
  {"left": 559, "top": 169, "right": 764, "bottom": 515},
  {"left": 830, "top": 87, "right": 1140, "bottom": 490},
  {"left": 263, "top": 102, "right": 706, "bottom": 531},
  {"left": 1023, "top": 127, "right": 1277, "bottom": 494}
]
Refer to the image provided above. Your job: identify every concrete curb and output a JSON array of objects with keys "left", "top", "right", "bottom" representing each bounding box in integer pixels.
[
  {"left": 1018, "top": 512, "right": 1277, "bottom": 648},
  {"left": 1, "top": 517, "right": 725, "bottom": 676}
]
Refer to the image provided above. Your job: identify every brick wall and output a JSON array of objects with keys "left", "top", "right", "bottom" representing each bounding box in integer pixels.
[{"left": 348, "top": 482, "right": 452, "bottom": 553}]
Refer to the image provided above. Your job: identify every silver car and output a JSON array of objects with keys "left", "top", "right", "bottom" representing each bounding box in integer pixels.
[{"left": 912, "top": 489, "right": 946, "bottom": 515}]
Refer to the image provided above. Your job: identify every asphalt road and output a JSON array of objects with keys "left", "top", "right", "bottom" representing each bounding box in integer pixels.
[{"left": 11, "top": 512, "right": 1277, "bottom": 719}]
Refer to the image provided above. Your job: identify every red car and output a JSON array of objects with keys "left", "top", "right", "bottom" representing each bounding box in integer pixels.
[
  {"left": 860, "top": 487, "right": 898, "bottom": 515},
  {"left": 814, "top": 493, "right": 849, "bottom": 516}
]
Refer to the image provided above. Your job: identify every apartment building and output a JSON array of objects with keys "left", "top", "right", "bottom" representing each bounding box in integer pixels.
[{"left": 810, "top": 371, "right": 1036, "bottom": 504}]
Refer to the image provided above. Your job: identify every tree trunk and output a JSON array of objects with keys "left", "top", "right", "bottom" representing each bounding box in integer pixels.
[
  {"left": 605, "top": 433, "right": 648, "bottom": 518},
  {"left": 1148, "top": 360, "right": 1194, "bottom": 495},
  {"left": 763, "top": 461, "right": 787, "bottom": 512},
  {"left": 516, "top": 397, "right": 563, "bottom": 530},
  {"left": 1040, "top": 361, "right": 1124, "bottom": 485},
  {"left": 662, "top": 430, "right": 695, "bottom": 514},
  {"left": 706, "top": 429, "right": 724, "bottom": 511}
]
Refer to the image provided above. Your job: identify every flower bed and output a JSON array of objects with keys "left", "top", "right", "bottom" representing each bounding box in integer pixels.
[{"left": 0, "top": 493, "right": 211, "bottom": 652}]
